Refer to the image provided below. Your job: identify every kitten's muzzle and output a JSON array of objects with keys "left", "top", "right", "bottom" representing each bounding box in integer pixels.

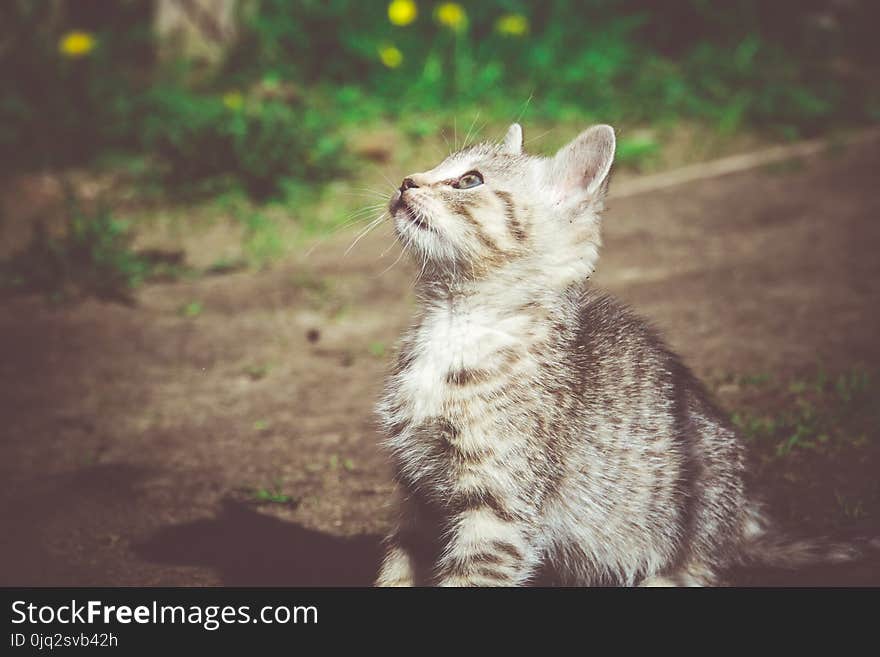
[
  {"left": 400, "top": 177, "right": 419, "bottom": 192},
  {"left": 390, "top": 177, "right": 419, "bottom": 212},
  {"left": 390, "top": 177, "right": 431, "bottom": 230},
  {"left": 389, "top": 189, "right": 405, "bottom": 214},
  {"left": 389, "top": 192, "right": 430, "bottom": 231}
]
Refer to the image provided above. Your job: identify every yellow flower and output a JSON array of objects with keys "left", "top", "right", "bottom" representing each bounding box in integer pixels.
[
  {"left": 222, "top": 91, "right": 244, "bottom": 111},
  {"left": 435, "top": 2, "right": 466, "bottom": 31},
  {"left": 58, "top": 31, "right": 96, "bottom": 58},
  {"left": 496, "top": 13, "right": 529, "bottom": 37},
  {"left": 388, "top": 0, "right": 417, "bottom": 26},
  {"left": 378, "top": 44, "right": 404, "bottom": 69}
]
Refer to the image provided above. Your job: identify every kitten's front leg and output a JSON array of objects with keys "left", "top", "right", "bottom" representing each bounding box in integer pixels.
[
  {"left": 434, "top": 506, "right": 538, "bottom": 587},
  {"left": 376, "top": 540, "right": 418, "bottom": 587},
  {"left": 376, "top": 489, "right": 432, "bottom": 587},
  {"left": 637, "top": 560, "right": 719, "bottom": 587}
]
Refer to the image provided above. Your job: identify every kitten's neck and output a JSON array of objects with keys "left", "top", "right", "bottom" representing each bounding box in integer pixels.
[
  {"left": 414, "top": 257, "right": 592, "bottom": 315},
  {"left": 415, "top": 270, "right": 580, "bottom": 322}
]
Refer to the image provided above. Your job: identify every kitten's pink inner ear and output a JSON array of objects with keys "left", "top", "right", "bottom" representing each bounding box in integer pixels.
[
  {"left": 502, "top": 123, "right": 523, "bottom": 154},
  {"left": 553, "top": 124, "right": 615, "bottom": 197}
]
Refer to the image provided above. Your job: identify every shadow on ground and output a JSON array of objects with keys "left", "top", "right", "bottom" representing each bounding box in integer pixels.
[
  {"left": 134, "top": 499, "right": 383, "bottom": 586},
  {"left": 136, "top": 499, "right": 880, "bottom": 587},
  {"left": 0, "top": 464, "right": 151, "bottom": 585}
]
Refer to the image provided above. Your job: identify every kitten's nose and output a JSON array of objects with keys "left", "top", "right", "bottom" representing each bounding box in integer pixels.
[{"left": 400, "top": 177, "right": 419, "bottom": 193}]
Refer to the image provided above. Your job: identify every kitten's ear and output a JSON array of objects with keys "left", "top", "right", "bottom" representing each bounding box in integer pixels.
[
  {"left": 501, "top": 123, "right": 523, "bottom": 155},
  {"left": 551, "top": 124, "right": 615, "bottom": 198}
]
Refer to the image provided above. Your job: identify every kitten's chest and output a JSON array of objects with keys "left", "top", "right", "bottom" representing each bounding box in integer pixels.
[
  {"left": 381, "top": 303, "right": 543, "bottom": 496},
  {"left": 391, "top": 304, "right": 531, "bottom": 422}
]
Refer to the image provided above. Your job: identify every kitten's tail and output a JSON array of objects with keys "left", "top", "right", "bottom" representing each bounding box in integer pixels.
[{"left": 738, "top": 503, "right": 876, "bottom": 569}]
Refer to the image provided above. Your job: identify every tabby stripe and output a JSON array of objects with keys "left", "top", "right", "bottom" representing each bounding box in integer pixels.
[
  {"left": 458, "top": 206, "right": 506, "bottom": 258},
  {"left": 467, "top": 551, "right": 505, "bottom": 566},
  {"left": 473, "top": 566, "right": 511, "bottom": 580},
  {"left": 446, "top": 367, "right": 491, "bottom": 386},
  {"left": 450, "top": 551, "right": 518, "bottom": 577},
  {"left": 447, "top": 562, "right": 511, "bottom": 581},
  {"left": 386, "top": 419, "right": 409, "bottom": 438},
  {"left": 443, "top": 440, "right": 493, "bottom": 466},
  {"left": 392, "top": 348, "right": 417, "bottom": 375},
  {"left": 494, "top": 190, "right": 527, "bottom": 242},
  {"left": 450, "top": 489, "right": 517, "bottom": 522},
  {"left": 445, "top": 348, "right": 523, "bottom": 387},
  {"left": 490, "top": 540, "right": 524, "bottom": 561}
]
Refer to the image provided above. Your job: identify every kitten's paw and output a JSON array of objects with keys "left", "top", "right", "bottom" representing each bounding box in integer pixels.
[
  {"left": 638, "top": 562, "right": 717, "bottom": 587},
  {"left": 375, "top": 577, "right": 415, "bottom": 587},
  {"left": 375, "top": 546, "right": 417, "bottom": 587},
  {"left": 637, "top": 574, "right": 678, "bottom": 587}
]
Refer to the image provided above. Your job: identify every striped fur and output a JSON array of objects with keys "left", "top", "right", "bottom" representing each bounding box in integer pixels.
[{"left": 374, "top": 123, "right": 862, "bottom": 586}]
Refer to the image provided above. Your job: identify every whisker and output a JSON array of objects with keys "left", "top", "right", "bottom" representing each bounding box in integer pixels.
[
  {"left": 407, "top": 208, "right": 431, "bottom": 289},
  {"left": 525, "top": 127, "right": 554, "bottom": 147},
  {"left": 469, "top": 119, "right": 489, "bottom": 148},
  {"left": 343, "top": 202, "right": 388, "bottom": 214},
  {"left": 379, "top": 220, "right": 407, "bottom": 259},
  {"left": 309, "top": 203, "right": 387, "bottom": 242},
  {"left": 429, "top": 140, "right": 446, "bottom": 159},
  {"left": 327, "top": 208, "right": 388, "bottom": 235},
  {"left": 377, "top": 169, "right": 399, "bottom": 192},
  {"left": 346, "top": 210, "right": 387, "bottom": 246},
  {"left": 336, "top": 203, "right": 387, "bottom": 219},
  {"left": 463, "top": 110, "right": 481, "bottom": 150},
  {"left": 305, "top": 205, "right": 386, "bottom": 260},
  {"left": 413, "top": 237, "right": 429, "bottom": 289},
  {"left": 303, "top": 208, "right": 385, "bottom": 258},
  {"left": 377, "top": 235, "right": 409, "bottom": 277},
  {"left": 515, "top": 91, "right": 534, "bottom": 125},
  {"left": 344, "top": 211, "right": 388, "bottom": 257},
  {"left": 440, "top": 129, "right": 452, "bottom": 156},
  {"left": 342, "top": 189, "right": 394, "bottom": 200}
]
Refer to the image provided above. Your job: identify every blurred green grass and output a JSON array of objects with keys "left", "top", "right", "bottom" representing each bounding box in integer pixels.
[
  {"left": 5, "top": 1, "right": 878, "bottom": 182},
  {"left": 2, "top": 0, "right": 879, "bottom": 299},
  {"left": 726, "top": 366, "right": 880, "bottom": 530}
]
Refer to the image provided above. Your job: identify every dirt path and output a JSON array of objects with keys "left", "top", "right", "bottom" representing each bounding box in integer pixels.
[{"left": 1, "top": 138, "right": 879, "bottom": 586}]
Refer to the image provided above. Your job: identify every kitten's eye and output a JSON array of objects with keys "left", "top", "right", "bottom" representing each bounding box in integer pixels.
[{"left": 455, "top": 171, "right": 484, "bottom": 190}]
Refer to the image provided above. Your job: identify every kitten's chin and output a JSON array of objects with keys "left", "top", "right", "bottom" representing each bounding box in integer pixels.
[
  {"left": 392, "top": 202, "right": 438, "bottom": 259},
  {"left": 393, "top": 214, "right": 447, "bottom": 267},
  {"left": 392, "top": 199, "right": 432, "bottom": 232},
  {"left": 394, "top": 216, "right": 431, "bottom": 255}
]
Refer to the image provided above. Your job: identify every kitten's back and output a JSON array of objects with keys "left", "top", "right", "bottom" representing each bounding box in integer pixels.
[{"left": 539, "top": 286, "right": 749, "bottom": 584}]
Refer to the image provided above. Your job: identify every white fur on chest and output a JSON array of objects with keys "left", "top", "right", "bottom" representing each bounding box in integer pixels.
[{"left": 396, "top": 302, "right": 527, "bottom": 423}]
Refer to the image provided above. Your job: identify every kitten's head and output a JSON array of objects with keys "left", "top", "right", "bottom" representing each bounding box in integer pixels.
[{"left": 389, "top": 123, "right": 615, "bottom": 288}]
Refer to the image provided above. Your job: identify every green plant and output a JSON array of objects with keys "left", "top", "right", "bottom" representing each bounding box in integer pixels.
[
  {"left": 251, "top": 487, "right": 292, "bottom": 505},
  {"left": 4, "top": 0, "right": 878, "bottom": 198},
  {"left": 179, "top": 301, "right": 203, "bottom": 318},
  {"left": 328, "top": 454, "right": 355, "bottom": 471},
  {"left": 142, "top": 87, "right": 346, "bottom": 200},
  {"left": 243, "top": 363, "right": 272, "bottom": 380},
  {"left": 730, "top": 367, "right": 878, "bottom": 457},
  {"left": 0, "top": 200, "right": 150, "bottom": 303},
  {"left": 615, "top": 135, "right": 661, "bottom": 168},
  {"left": 225, "top": 1, "right": 880, "bottom": 132},
  {"left": 0, "top": 1, "right": 150, "bottom": 173},
  {"left": 238, "top": 210, "right": 285, "bottom": 266}
]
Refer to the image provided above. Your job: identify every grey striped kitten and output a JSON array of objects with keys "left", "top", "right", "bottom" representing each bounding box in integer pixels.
[{"left": 375, "top": 123, "right": 853, "bottom": 586}]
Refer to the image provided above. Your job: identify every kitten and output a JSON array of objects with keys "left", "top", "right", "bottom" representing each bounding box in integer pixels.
[{"left": 374, "top": 123, "right": 856, "bottom": 586}]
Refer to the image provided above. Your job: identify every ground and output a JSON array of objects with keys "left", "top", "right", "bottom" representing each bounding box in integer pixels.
[{"left": 1, "top": 137, "right": 879, "bottom": 586}]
